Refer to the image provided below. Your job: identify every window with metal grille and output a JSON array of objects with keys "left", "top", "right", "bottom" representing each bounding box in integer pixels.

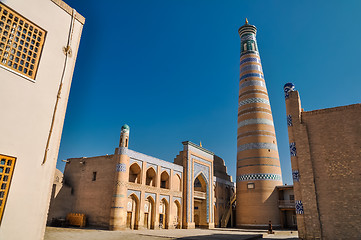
[
  {"left": 0, "top": 3, "right": 45, "bottom": 81},
  {"left": 0, "top": 154, "right": 16, "bottom": 224}
]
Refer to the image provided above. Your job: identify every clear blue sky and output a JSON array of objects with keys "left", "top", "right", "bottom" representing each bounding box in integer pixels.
[{"left": 57, "top": 0, "right": 361, "bottom": 185}]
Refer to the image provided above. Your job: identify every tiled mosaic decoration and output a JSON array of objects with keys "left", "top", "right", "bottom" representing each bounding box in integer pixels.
[
  {"left": 116, "top": 163, "right": 126, "bottom": 172},
  {"left": 240, "top": 73, "right": 264, "bottom": 81},
  {"left": 287, "top": 115, "right": 293, "bottom": 126},
  {"left": 240, "top": 64, "right": 262, "bottom": 74},
  {"left": 127, "top": 189, "right": 141, "bottom": 200},
  {"left": 239, "top": 97, "right": 269, "bottom": 107},
  {"left": 238, "top": 118, "right": 274, "bottom": 128},
  {"left": 0, "top": 154, "right": 15, "bottom": 223},
  {"left": 236, "top": 173, "right": 282, "bottom": 182},
  {"left": 295, "top": 200, "right": 304, "bottom": 214},
  {"left": 194, "top": 162, "right": 209, "bottom": 184},
  {"left": 240, "top": 57, "right": 261, "bottom": 65},
  {"left": 118, "top": 146, "right": 128, "bottom": 155},
  {"left": 240, "top": 80, "right": 266, "bottom": 89},
  {"left": 237, "top": 142, "right": 277, "bottom": 152},
  {"left": 292, "top": 170, "right": 300, "bottom": 182},
  {"left": 290, "top": 142, "right": 297, "bottom": 156},
  {"left": 284, "top": 83, "right": 295, "bottom": 99},
  {"left": 241, "top": 33, "right": 256, "bottom": 41}
]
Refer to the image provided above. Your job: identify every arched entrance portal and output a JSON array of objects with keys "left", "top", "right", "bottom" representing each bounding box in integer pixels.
[
  {"left": 159, "top": 198, "right": 168, "bottom": 229},
  {"left": 126, "top": 194, "right": 139, "bottom": 229},
  {"left": 174, "top": 200, "right": 181, "bottom": 229},
  {"left": 144, "top": 196, "right": 155, "bottom": 229},
  {"left": 193, "top": 173, "right": 208, "bottom": 228}
]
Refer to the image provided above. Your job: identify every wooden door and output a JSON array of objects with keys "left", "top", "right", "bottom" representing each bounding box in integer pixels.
[{"left": 126, "top": 212, "right": 132, "bottom": 229}]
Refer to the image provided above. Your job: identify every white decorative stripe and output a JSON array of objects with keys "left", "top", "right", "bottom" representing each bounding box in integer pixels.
[
  {"left": 236, "top": 173, "right": 282, "bottom": 182},
  {"left": 238, "top": 110, "right": 272, "bottom": 118},
  {"left": 240, "top": 64, "right": 262, "bottom": 74},
  {"left": 240, "top": 80, "right": 266, "bottom": 89},
  {"left": 239, "top": 98, "right": 269, "bottom": 107},
  {"left": 238, "top": 118, "right": 274, "bottom": 128},
  {"left": 237, "top": 142, "right": 278, "bottom": 152}
]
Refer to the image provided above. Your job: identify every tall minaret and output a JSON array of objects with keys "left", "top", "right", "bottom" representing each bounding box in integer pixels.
[
  {"left": 236, "top": 19, "right": 282, "bottom": 228},
  {"left": 110, "top": 124, "right": 130, "bottom": 230}
]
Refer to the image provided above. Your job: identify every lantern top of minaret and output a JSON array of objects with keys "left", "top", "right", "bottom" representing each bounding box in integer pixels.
[{"left": 238, "top": 18, "right": 257, "bottom": 37}]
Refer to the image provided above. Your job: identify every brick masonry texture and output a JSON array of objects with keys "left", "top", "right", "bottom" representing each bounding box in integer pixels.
[{"left": 286, "top": 89, "right": 361, "bottom": 240}]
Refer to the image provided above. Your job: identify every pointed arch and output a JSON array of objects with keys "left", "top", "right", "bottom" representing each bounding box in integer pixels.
[
  {"left": 159, "top": 197, "right": 169, "bottom": 229},
  {"left": 144, "top": 195, "right": 155, "bottom": 229},
  {"left": 145, "top": 167, "right": 156, "bottom": 187},
  {"left": 172, "top": 173, "right": 181, "bottom": 191},
  {"left": 173, "top": 199, "right": 182, "bottom": 229},
  {"left": 129, "top": 162, "right": 141, "bottom": 183},
  {"left": 160, "top": 171, "right": 170, "bottom": 189},
  {"left": 127, "top": 193, "right": 140, "bottom": 229}
]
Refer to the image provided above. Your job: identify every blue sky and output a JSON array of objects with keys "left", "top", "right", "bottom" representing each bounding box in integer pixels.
[{"left": 57, "top": 0, "right": 361, "bottom": 184}]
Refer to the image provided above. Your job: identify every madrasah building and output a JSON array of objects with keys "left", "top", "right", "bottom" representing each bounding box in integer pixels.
[{"left": 47, "top": 20, "right": 297, "bottom": 230}]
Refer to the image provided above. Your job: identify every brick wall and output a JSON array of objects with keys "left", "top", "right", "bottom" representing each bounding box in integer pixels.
[{"left": 286, "top": 88, "right": 361, "bottom": 240}]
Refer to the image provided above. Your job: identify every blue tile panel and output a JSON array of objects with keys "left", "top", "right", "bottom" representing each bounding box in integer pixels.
[
  {"left": 240, "top": 64, "right": 262, "bottom": 74},
  {"left": 193, "top": 162, "right": 210, "bottom": 183},
  {"left": 284, "top": 83, "right": 296, "bottom": 99},
  {"left": 240, "top": 73, "right": 264, "bottom": 81},
  {"left": 145, "top": 192, "right": 156, "bottom": 201},
  {"left": 295, "top": 200, "right": 304, "bottom": 214},
  {"left": 290, "top": 142, "right": 297, "bottom": 156},
  {"left": 236, "top": 173, "right": 282, "bottom": 182},
  {"left": 239, "top": 97, "right": 269, "bottom": 107},
  {"left": 160, "top": 194, "right": 170, "bottom": 203},
  {"left": 238, "top": 118, "right": 274, "bottom": 128},
  {"left": 240, "top": 57, "right": 261, "bottom": 66},
  {"left": 127, "top": 189, "right": 141, "bottom": 200},
  {"left": 292, "top": 170, "right": 300, "bottom": 182},
  {"left": 240, "top": 80, "right": 266, "bottom": 89},
  {"left": 241, "top": 33, "right": 256, "bottom": 41},
  {"left": 237, "top": 142, "right": 278, "bottom": 153},
  {"left": 287, "top": 115, "right": 293, "bottom": 126},
  {"left": 116, "top": 163, "right": 126, "bottom": 172}
]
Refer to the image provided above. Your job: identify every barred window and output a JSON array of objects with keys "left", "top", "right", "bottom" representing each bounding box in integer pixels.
[
  {"left": 0, "top": 154, "right": 16, "bottom": 224},
  {"left": 0, "top": 3, "right": 45, "bottom": 81}
]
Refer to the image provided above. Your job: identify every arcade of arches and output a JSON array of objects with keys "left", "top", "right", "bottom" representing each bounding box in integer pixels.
[{"left": 48, "top": 139, "right": 235, "bottom": 230}]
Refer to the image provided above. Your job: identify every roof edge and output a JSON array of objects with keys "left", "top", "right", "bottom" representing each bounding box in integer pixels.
[
  {"left": 51, "top": 0, "right": 85, "bottom": 25},
  {"left": 182, "top": 141, "right": 214, "bottom": 155}
]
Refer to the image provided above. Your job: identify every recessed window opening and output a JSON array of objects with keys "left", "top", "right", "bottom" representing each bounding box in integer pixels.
[{"left": 92, "top": 172, "right": 97, "bottom": 181}]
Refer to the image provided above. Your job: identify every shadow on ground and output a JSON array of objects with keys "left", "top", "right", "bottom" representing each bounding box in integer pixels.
[{"left": 174, "top": 234, "right": 262, "bottom": 240}]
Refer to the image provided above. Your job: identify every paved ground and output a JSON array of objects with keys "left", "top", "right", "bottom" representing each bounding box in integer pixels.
[{"left": 44, "top": 227, "right": 298, "bottom": 240}]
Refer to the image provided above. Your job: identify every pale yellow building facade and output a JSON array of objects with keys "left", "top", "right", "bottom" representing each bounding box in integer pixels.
[
  {"left": 48, "top": 125, "right": 235, "bottom": 230},
  {"left": 0, "top": 0, "right": 84, "bottom": 239}
]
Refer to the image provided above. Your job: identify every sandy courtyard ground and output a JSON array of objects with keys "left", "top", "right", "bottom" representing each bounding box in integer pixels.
[{"left": 44, "top": 227, "right": 298, "bottom": 240}]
